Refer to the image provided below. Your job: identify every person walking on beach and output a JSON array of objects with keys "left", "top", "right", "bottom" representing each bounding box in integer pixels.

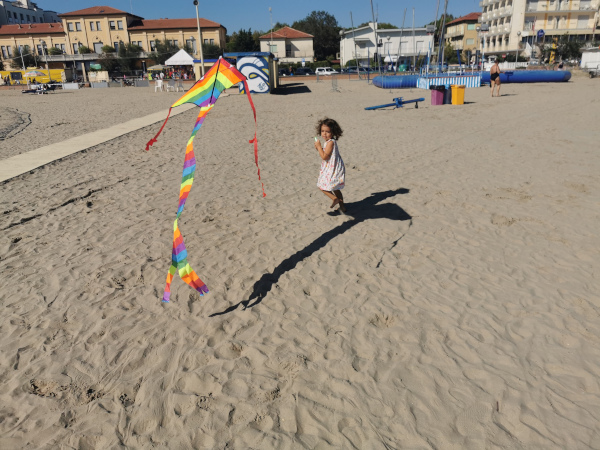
[
  {"left": 490, "top": 58, "right": 501, "bottom": 97},
  {"left": 314, "top": 118, "right": 346, "bottom": 214}
]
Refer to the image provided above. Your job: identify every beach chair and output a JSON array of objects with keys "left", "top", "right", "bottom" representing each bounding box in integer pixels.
[
  {"left": 154, "top": 79, "right": 163, "bottom": 92},
  {"left": 165, "top": 79, "right": 176, "bottom": 92},
  {"left": 176, "top": 79, "right": 185, "bottom": 92}
]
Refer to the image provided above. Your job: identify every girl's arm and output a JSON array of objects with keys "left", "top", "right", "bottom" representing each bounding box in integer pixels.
[{"left": 315, "top": 140, "right": 334, "bottom": 161}]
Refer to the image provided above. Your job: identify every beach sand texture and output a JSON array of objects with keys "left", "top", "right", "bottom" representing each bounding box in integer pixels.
[{"left": 1, "top": 77, "right": 599, "bottom": 449}]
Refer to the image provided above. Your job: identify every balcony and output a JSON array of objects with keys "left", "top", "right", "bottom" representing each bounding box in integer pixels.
[{"left": 500, "top": 7, "right": 513, "bottom": 17}]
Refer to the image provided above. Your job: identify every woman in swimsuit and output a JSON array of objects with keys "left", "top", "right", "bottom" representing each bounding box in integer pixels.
[{"left": 490, "top": 59, "right": 501, "bottom": 97}]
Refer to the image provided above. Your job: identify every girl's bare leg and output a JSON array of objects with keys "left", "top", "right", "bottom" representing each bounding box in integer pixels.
[
  {"left": 333, "top": 190, "right": 346, "bottom": 212},
  {"left": 321, "top": 190, "right": 340, "bottom": 208}
]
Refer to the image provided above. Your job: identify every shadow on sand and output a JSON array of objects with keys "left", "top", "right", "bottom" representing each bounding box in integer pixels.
[
  {"left": 272, "top": 83, "right": 312, "bottom": 95},
  {"left": 210, "top": 188, "right": 412, "bottom": 316}
]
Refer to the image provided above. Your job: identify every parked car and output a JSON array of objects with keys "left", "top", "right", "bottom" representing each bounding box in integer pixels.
[
  {"left": 346, "top": 66, "right": 369, "bottom": 74},
  {"left": 315, "top": 67, "right": 339, "bottom": 76},
  {"left": 278, "top": 68, "right": 291, "bottom": 76},
  {"left": 295, "top": 67, "right": 315, "bottom": 76}
]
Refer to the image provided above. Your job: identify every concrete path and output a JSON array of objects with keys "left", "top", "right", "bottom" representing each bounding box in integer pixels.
[{"left": 0, "top": 103, "right": 194, "bottom": 183}]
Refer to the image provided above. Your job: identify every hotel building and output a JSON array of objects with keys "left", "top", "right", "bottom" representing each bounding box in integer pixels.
[{"left": 478, "top": 0, "right": 600, "bottom": 56}]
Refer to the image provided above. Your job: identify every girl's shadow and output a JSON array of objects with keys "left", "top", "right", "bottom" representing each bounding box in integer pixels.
[{"left": 210, "top": 188, "right": 412, "bottom": 316}]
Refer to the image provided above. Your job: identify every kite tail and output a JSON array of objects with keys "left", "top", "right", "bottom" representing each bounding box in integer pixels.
[
  {"left": 243, "top": 80, "right": 266, "bottom": 198},
  {"left": 145, "top": 107, "right": 173, "bottom": 151},
  {"left": 162, "top": 219, "right": 209, "bottom": 302}
]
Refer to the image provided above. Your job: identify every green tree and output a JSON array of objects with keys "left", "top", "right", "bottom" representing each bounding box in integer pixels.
[
  {"left": 48, "top": 46, "right": 63, "bottom": 55},
  {"left": 231, "top": 28, "right": 259, "bottom": 52},
  {"left": 153, "top": 38, "right": 180, "bottom": 64},
  {"left": 358, "top": 22, "right": 397, "bottom": 29},
  {"left": 292, "top": 11, "right": 340, "bottom": 60},
  {"left": 98, "top": 52, "right": 119, "bottom": 72},
  {"left": 78, "top": 45, "right": 92, "bottom": 54},
  {"left": 12, "top": 45, "right": 36, "bottom": 68},
  {"left": 118, "top": 42, "right": 143, "bottom": 74},
  {"left": 202, "top": 43, "right": 221, "bottom": 58},
  {"left": 102, "top": 45, "right": 116, "bottom": 53}
]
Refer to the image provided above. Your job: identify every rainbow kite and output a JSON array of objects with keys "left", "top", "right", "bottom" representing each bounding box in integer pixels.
[{"left": 146, "top": 57, "right": 265, "bottom": 302}]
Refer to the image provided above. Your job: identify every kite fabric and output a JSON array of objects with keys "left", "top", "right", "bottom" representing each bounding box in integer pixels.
[{"left": 146, "top": 56, "right": 265, "bottom": 302}]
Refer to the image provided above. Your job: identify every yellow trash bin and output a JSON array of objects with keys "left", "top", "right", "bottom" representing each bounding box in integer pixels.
[{"left": 451, "top": 85, "right": 465, "bottom": 105}]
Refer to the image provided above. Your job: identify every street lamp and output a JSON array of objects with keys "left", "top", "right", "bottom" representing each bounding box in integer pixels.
[
  {"left": 269, "top": 7, "right": 273, "bottom": 54},
  {"left": 193, "top": 0, "right": 205, "bottom": 77},
  {"left": 40, "top": 39, "right": 51, "bottom": 82},
  {"left": 515, "top": 31, "right": 521, "bottom": 66}
]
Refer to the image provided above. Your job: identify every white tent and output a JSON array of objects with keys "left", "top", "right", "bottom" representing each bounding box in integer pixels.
[{"left": 165, "top": 49, "right": 195, "bottom": 66}]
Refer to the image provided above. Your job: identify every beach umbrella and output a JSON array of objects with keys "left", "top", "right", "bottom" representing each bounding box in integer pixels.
[{"left": 24, "top": 70, "right": 45, "bottom": 78}]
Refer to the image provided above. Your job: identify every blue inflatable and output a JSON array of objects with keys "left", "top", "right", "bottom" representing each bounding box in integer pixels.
[
  {"left": 481, "top": 70, "right": 571, "bottom": 84},
  {"left": 372, "top": 75, "right": 419, "bottom": 89},
  {"left": 373, "top": 70, "right": 571, "bottom": 89}
]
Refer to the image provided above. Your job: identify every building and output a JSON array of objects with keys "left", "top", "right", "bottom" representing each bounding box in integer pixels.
[
  {"left": 340, "top": 22, "right": 435, "bottom": 67},
  {"left": 258, "top": 27, "right": 314, "bottom": 64},
  {"left": 0, "top": 5, "right": 226, "bottom": 71},
  {"left": 0, "top": 0, "right": 59, "bottom": 26},
  {"left": 479, "top": 0, "right": 600, "bottom": 57},
  {"left": 444, "top": 13, "right": 482, "bottom": 52}
]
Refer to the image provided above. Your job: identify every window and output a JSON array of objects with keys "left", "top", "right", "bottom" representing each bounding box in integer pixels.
[
  {"left": 204, "top": 39, "right": 208, "bottom": 44},
  {"left": 20, "top": 13, "right": 24, "bottom": 22},
  {"left": 186, "top": 39, "right": 196, "bottom": 52},
  {"left": 68, "top": 22, "right": 74, "bottom": 31},
  {"left": 96, "top": 21, "right": 101, "bottom": 30},
  {"left": 37, "top": 44, "right": 43, "bottom": 55},
  {"left": 27, "top": 15, "right": 30, "bottom": 22},
  {"left": 117, "top": 20, "right": 123, "bottom": 30},
  {"left": 210, "top": 39, "right": 214, "bottom": 45},
  {"left": 73, "top": 43, "right": 79, "bottom": 54},
  {"left": 466, "top": 38, "right": 475, "bottom": 45},
  {"left": 110, "top": 21, "right": 115, "bottom": 30},
  {"left": 269, "top": 44, "right": 277, "bottom": 53},
  {"left": 150, "top": 40, "right": 156, "bottom": 51},
  {"left": 1, "top": 46, "right": 7, "bottom": 58},
  {"left": 467, "top": 24, "right": 476, "bottom": 30},
  {"left": 13, "top": 12, "right": 17, "bottom": 19},
  {"left": 61, "top": 44, "right": 66, "bottom": 52},
  {"left": 76, "top": 22, "right": 81, "bottom": 31},
  {"left": 90, "top": 22, "right": 95, "bottom": 31},
  {"left": 114, "top": 42, "right": 119, "bottom": 52},
  {"left": 32, "top": 17, "right": 36, "bottom": 22},
  {"left": 173, "top": 40, "right": 178, "bottom": 47},
  {"left": 93, "top": 42, "right": 103, "bottom": 53},
  {"left": 7, "top": 46, "right": 12, "bottom": 57}
]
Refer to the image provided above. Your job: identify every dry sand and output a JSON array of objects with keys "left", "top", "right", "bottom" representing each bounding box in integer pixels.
[{"left": 1, "top": 75, "right": 599, "bottom": 449}]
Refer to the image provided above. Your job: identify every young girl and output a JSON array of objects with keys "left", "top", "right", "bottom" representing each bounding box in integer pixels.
[{"left": 314, "top": 118, "right": 346, "bottom": 213}]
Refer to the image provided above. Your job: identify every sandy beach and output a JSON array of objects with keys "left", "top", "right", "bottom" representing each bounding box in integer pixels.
[{"left": 1, "top": 74, "right": 599, "bottom": 449}]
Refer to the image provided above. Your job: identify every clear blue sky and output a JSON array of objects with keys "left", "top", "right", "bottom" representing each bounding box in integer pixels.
[{"left": 37, "top": 1, "right": 481, "bottom": 33}]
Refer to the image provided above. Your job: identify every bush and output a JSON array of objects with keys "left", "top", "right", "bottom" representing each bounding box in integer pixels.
[
  {"left": 78, "top": 45, "right": 92, "bottom": 54},
  {"left": 48, "top": 47, "right": 63, "bottom": 55},
  {"left": 102, "top": 45, "right": 116, "bottom": 53}
]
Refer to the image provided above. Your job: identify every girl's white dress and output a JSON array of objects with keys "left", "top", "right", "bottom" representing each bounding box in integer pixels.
[{"left": 317, "top": 139, "right": 346, "bottom": 191}]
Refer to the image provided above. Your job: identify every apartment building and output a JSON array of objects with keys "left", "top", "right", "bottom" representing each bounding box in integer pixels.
[
  {"left": 0, "top": 5, "right": 226, "bottom": 70},
  {"left": 0, "top": 0, "right": 59, "bottom": 26},
  {"left": 444, "top": 13, "right": 482, "bottom": 51},
  {"left": 479, "top": 0, "right": 600, "bottom": 55},
  {"left": 340, "top": 22, "right": 434, "bottom": 67}
]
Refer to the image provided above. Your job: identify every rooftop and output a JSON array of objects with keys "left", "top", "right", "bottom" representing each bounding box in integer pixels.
[
  {"left": 259, "top": 27, "right": 313, "bottom": 40},
  {"left": 446, "top": 13, "right": 482, "bottom": 26}
]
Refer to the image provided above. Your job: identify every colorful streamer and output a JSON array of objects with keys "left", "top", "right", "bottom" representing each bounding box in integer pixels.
[{"left": 146, "top": 57, "right": 265, "bottom": 302}]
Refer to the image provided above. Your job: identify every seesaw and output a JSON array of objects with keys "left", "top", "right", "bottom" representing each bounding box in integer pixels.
[{"left": 365, "top": 97, "right": 425, "bottom": 110}]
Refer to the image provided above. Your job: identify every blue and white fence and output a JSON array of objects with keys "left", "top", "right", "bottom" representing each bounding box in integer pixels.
[{"left": 417, "top": 74, "right": 482, "bottom": 89}]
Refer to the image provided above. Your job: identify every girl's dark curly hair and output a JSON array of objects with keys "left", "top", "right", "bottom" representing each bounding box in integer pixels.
[{"left": 316, "top": 118, "right": 343, "bottom": 139}]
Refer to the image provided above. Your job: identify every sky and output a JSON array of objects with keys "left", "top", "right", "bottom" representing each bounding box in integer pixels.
[{"left": 36, "top": 1, "right": 482, "bottom": 33}]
